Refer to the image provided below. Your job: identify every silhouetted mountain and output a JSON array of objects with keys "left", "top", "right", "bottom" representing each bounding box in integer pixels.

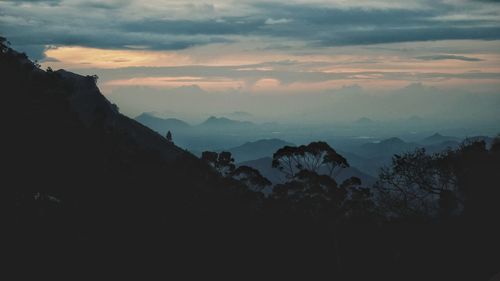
[
  {"left": 358, "top": 137, "right": 418, "bottom": 158},
  {"left": 420, "top": 133, "right": 459, "bottom": 145},
  {"left": 197, "top": 116, "right": 256, "bottom": 132},
  {"left": 200, "top": 116, "right": 254, "bottom": 127},
  {"left": 135, "top": 112, "right": 191, "bottom": 135},
  {"left": 54, "top": 70, "right": 186, "bottom": 161},
  {"left": 337, "top": 150, "right": 382, "bottom": 177},
  {"left": 227, "top": 138, "right": 294, "bottom": 162},
  {"left": 2, "top": 42, "right": 267, "bottom": 272}
]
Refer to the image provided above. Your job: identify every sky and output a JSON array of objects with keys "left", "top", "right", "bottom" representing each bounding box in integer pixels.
[{"left": 1, "top": 0, "right": 500, "bottom": 124}]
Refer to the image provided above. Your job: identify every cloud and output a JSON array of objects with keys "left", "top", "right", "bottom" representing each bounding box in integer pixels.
[
  {"left": 265, "top": 18, "right": 292, "bottom": 25},
  {"left": 2, "top": 0, "right": 500, "bottom": 60},
  {"left": 121, "top": 18, "right": 261, "bottom": 35},
  {"left": 416, "top": 54, "right": 482, "bottom": 61}
]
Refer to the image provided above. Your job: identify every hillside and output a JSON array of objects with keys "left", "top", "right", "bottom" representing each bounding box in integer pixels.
[
  {"left": 135, "top": 112, "right": 191, "bottom": 135},
  {"left": 1, "top": 42, "right": 271, "bottom": 272},
  {"left": 227, "top": 138, "right": 294, "bottom": 162}
]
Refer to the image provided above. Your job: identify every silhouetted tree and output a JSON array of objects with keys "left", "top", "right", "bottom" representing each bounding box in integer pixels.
[
  {"left": 375, "top": 148, "right": 460, "bottom": 218},
  {"left": 230, "top": 165, "right": 271, "bottom": 191},
  {"left": 271, "top": 141, "right": 368, "bottom": 219},
  {"left": 272, "top": 141, "right": 348, "bottom": 179},
  {"left": 0, "top": 36, "right": 10, "bottom": 53},
  {"left": 86, "top": 74, "right": 99, "bottom": 84},
  {"left": 201, "top": 151, "right": 235, "bottom": 176},
  {"left": 166, "top": 130, "right": 173, "bottom": 143}
]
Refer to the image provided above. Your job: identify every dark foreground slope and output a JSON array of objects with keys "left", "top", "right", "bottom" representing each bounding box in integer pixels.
[
  {"left": 2, "top": 40, "right": 499, "bottom": 280},
  {"left": 0, "top": 44, "right": 268, "bottom": 276},
  {"left": 1, "top": 42, "right": 357, "bottom": 279}
]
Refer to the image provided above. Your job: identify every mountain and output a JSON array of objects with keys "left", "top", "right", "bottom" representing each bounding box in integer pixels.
[
  {"left": 55, "top": 70, "right": 186, "bottom": 161},
  {"left": 239, "top": 157, "right": 376, "bottom": 187},
  {"left": 198, "top": 116, "right": 255, "bottom": 130},
  {"left": 420, "top": 133, "right": 460, "bottom": 145},
  {"left": 358, "top": 137, "right": 418, "bottom": 158},
  {"left": 135, "top": 112, "right": 191, "bottom": 135},
  {"left": 2, "top": 42, "right": 272, "bottom": 270},
  {"left": 424, "top": 140, "right": 461, "bottom": 154},
  {"left": 226, "top": 138, "right": 294, "bottom": 162}
]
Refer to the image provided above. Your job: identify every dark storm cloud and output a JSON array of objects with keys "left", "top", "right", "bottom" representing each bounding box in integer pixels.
[
  {"left": 247, "top": 3, "right": 500, "bottom": 46},
  {"left": 1, "top": 0, "right": 500, "bottom": 59},
  {"left": 114, "top": 3, "right": 500, "bottom": 48},
  {"left": 121, "top": 18, "right": 262, "bottom": 35}
]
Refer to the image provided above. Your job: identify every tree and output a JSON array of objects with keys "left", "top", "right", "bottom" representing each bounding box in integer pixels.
[
  {"left": 86, "top": 74, "right": 99, "bottom": 84},
  {"left": 230, "top": 165, "right": 271, "bottom": 191},
  {"left": 0, "top": 36, "right": 10, "bottom": 53},
  {"left": 375, "top": 148, "right": 460, "bottom": 219},
  {"left": 166, "top": 131, "right": 173, "bottom": 143},
  {"left": 201, "top": 151, "right": 235, "bottom": 176},
  {"left": 272, "top": 141, "right": 348, "bottom": 179},
  {"left": 270, "top": 141, "right": 367, "bottom": 218}
]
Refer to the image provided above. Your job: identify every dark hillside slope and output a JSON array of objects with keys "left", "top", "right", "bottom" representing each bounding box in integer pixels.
[
  {"left": 0, "top": 43, "right": 273, "bottom": 273},
  {"left": 2, "top": 42, "right": 369, "bottom": 279}
]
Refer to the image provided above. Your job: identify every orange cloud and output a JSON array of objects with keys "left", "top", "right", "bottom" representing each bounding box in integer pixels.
[
  {"left": 103, "top": 76, "right": 244, "bottom": 92},
  {"left": 43, "top": 46, "right": 193, "bottom": 69}
]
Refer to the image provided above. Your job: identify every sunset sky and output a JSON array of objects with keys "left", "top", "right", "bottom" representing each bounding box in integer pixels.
[{"left": 2, "top": 0, "right": 500, "bottom": 122}]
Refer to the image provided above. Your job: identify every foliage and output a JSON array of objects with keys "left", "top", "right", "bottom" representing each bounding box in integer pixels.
[
  {"left": 270, "top": 141, "right": 374, "bottom": 219},
  {"left": 375, "top": 148, "right": 459, "bottom": 218},
  {"left": 376, "top": 140, "right": 500, "bottom": 220},
  {"left": 272, "top": 141, "right": 348, "bottom": 179},
  {"left": 230, "top": 165, "right": 271, "bottom": 191},
  {"left": 201, "top": 151, "right": 236, "bottom": 176}
]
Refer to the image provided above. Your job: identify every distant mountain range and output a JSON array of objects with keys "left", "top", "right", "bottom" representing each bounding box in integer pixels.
[
  {"left": 338, "top": 134, "right": 478, "bottom": 176},
  {"left": 226, "top": 139, "right": 294, "bottom": 163},
  {"left": 420, "top": 133, "right": 460, "bottom": 145},
  {"left": 135, "top": 113, "right": 191, "bottom": 135},
  {"left": 358, "top": 137, "right": 417, "bottom": 158},
  {"left": 198, "top": 116, "right": 255, "bottom": 130},
  {"left": 132, "top": 111, "right": 494, "bottom": 179},
  {"left": 134, "top": 113, "right": 257, "bottom": 135}
]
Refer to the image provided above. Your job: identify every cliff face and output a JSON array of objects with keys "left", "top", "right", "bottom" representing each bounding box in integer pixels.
[
  {"left": 55, "top": 69, "right": 185, "bottom": 161},
  {"left": 2, "top": 42, "right": 254, "bottom": 246}
]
